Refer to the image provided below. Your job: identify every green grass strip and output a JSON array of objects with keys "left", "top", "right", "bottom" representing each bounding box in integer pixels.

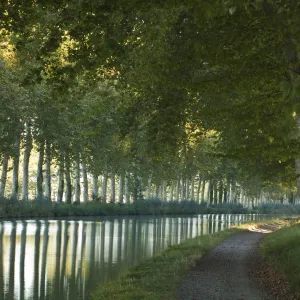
[
  {"left": 261, "top": 219, "right": 300, "bottom": 293},
  {"left": 261, "top": 219, "right": 300, "bottom": 294},
  {"left": 92, "top": 227, "right": 242, "bottom": 300}
]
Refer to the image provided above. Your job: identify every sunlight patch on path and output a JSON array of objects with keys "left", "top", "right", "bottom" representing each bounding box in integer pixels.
[{"left": 248, "top": 222, "right": 286, "bottom": 234}]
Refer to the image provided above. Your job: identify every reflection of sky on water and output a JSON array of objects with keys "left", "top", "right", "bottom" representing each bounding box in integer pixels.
[{"left": 0, "top": 214, "right": 270, "bottom": 300}]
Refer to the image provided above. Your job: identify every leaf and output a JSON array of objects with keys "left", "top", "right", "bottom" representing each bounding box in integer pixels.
[
  {"left": 229, "top": 7, "right": 236, "bottom": 15},
  {"left": 281, "top": 80, "right": 292, "bottom": 99},
  {"left": 293, "top": 77, "right": 300, "bottom": 97}
]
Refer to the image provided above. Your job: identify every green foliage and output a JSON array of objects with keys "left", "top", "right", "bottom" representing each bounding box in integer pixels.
[
  {"left": 256, "top": 203, "right": 300, "bottom": 215},
  {"left": 0, "top": 59, "right": 24, "bottom": 155},
  {"left": 1, "top": 0, "right": 300, "bottom": 202}
]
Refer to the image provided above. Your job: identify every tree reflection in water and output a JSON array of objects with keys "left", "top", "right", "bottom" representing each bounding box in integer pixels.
[{"left": 0, "top": 214, "right": 266, "bottom": 300}]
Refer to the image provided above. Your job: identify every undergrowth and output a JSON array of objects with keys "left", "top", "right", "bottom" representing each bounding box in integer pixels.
[{"left": 0, "top": 197, "right": 299, "bottom": 218}]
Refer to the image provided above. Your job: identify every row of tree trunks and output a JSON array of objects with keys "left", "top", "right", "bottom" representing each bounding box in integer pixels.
[
  {"left": 0, "top": 139, "right": 252, "bottom": 205},
  {"left": 0, "top": 159, "right": 261, "bottom": 205}
]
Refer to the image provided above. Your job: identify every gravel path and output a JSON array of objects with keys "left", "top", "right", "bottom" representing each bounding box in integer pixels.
[{"left": 178, "top": 226, "right": 278, "bottom": 300}]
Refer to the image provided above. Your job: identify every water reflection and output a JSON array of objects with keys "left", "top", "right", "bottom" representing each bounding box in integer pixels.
[{"left": 0, "top": 214, "right": 268, "bottom": 300}]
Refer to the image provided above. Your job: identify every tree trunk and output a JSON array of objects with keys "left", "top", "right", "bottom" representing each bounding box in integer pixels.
[
  {"left": 180, "top": 174, "right": 185, "bottom": 201},
  {"left": 240, "top": 189, "right": 244, "bottom": 205},
  {"left": 209, "top": 180, "right": 214, "bottom": 204},
  {"left": 125, "top": 172, "right": 130, "bottom": 204},
  {"left": 237, "top": 187, "right": 241, "bottom": 204},
  {"left": 201, "top": 179, "right": 206, "bottom": 203},
  {"left": 11, "top": 135, "right": 20, "bottom": 201},
  {"left": 56, "top": 151, "right": 64, "bottom": 203},
  {"left": 138, "top": 176, "right": 143, "bottom": 200},
  {"left": 223, "top": 186, "right": 228, "bottom": 203},
  {"left": 245, "top": 191, "right": 248, "bottom": 206},
  {"left": 82, "top": 162, "right": 88, "bottom": 203},
  {"left": 185, "top": 177, "right": 189, "bottom": 200},
  {"left": 74, "top": 154, "right": 81, "bottom": 203},
  {"left": 0, "top": 153, "right": 9, "bottom": 198},
  {"left": 213, "top": 182, "right": 218, "bottom": 204},
  {"left": 101, "top": 171, "right": 108, "bottom": 203},
  {"left": 231, "top": 181, "right": 237, "bottom": 203},
  {"left": 218, "top": 182, "right": 223, "bottom": 204},
  {"left": 175, "top": 173, "right": 180, "bottom": 201},
  {"left": 44, "top": 141, "right": 51, "bottom": 201},
  {"left": 162, "top": 180, "right": 166, "bottom": 201},
  {"left": 224, "top": 177, "right": 230, "bottom": 203},
  {"left": 118, "top": 174, "right": 124, "bottom": 203},
  {"left": 190, "top": 176, "right": 195, "bottom": 201},
  {"left": 36, "top": 141, "right": 44, "bottom": 201},
  {"left": 92, "top": 174, "right": 99, "bottom": 201},
  {"left": 146, "top": 177, "right": 151, "bottom": 199},
  {"left": 132, "top": 173, "right": 138, "bottom": 202},
  {"left": 196, "top": 175, "right": 201, "bottom": 203},
  {"left": 22, "top": 125, "right": 33, "bottom": 201},
  {"left": 169, "top": 180, "right": 174, "bottom": 202},
  {"left": 65, "top": 150, "right": 72, "bottom": 204},
  {"left": 206, "top": 179, "right": 211, "bottom": 205},
  {"left": 154, "top": 184, "right": 159, "bottom": 198},
  {"left": 110, "top": 172, "right": 115, "bottom": 203}
]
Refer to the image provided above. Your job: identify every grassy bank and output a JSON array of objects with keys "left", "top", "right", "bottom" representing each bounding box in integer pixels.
[
  {"left": 261, "top": 218, "right": 300, "bottom": 294},
  {"left": 0, "top": 197, "right": 300, "bottom": 218},
  {"left": 92, "top": 227, "right": 242, "bottom": 300}
]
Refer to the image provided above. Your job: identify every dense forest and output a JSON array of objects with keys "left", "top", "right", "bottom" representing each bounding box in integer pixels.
[{"left": 0, "top": 0, "right": 299, "bottom": 207}]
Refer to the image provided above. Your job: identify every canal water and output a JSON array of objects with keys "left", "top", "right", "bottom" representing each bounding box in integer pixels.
[{"left": 0, "top": 214, "right": 271, "bottom": 299}]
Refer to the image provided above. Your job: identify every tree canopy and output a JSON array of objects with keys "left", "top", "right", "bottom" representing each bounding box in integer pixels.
[{"left": 0, "top": 0, "right": 299, "bottom": 203}]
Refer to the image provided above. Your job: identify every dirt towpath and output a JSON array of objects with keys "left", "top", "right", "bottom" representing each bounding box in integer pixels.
[{"left": 178, "top": 223, "right": 284, "bottom": 300}]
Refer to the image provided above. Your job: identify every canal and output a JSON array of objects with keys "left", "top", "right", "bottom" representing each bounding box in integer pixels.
[{"left": 0, "top": 214, "right": 272, "bottom": 299}]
